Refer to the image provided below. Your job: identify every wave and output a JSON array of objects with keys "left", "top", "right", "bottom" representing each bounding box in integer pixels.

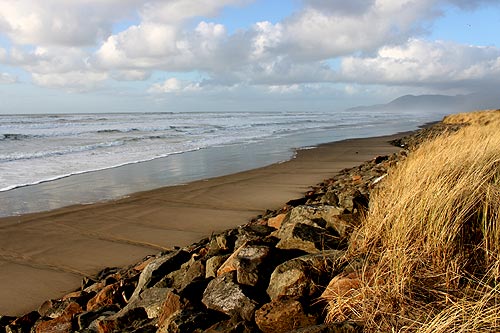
[
  {"left": 0, "top": 147, "right": 203, "bottom": 193},
  {"left": 0, "top": 134, "right": 178, "bottom": 163},
  {"left": 96, "top": 128, "right": 139, "bottom": 134},
  {"left": 0, "top": 133, "right": 33, "bottom": 141}
]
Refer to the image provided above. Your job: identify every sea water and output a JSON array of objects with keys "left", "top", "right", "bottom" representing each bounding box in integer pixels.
[{"left": 0, "top": 110, "right": 446, "bottom": 217}]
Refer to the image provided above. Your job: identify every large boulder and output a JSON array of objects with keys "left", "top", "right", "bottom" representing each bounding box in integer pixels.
[
  {"left": 34, "top": 302, "right": 82, "bottom": 333},
  {"left": 202, "top": 272, "right": 258, "bottom": 321},
  {"left": 130, "top": 250, "right": 190, "bottom": 301},
  {"left": 119, "top": 287, "right": 171, "bottom": 319},
  {"left": 216, "top": 243, "right": 271, "bottom": 287},
  {"left": 267, "top": 251, "right": 345, "bottom": 302},
  {"left": 274, "top": 206, "right": 346, "bottom": 253}
]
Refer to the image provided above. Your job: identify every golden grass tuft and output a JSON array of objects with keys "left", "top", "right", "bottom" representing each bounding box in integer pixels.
[
  {"left": 324, "top": 110, "right": 500, "bottom": 332},
  {"left": 443, "top": 109, "right": 500, "bottom": 126}
]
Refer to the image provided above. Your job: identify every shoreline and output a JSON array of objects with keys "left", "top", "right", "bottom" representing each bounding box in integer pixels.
[{"left": 0, "top": 132, "right": 406, "bottom": 316}]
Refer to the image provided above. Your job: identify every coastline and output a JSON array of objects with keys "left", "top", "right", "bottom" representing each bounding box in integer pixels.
[{"left": 0, "top": 133, "right": 405, "bottom": 316}]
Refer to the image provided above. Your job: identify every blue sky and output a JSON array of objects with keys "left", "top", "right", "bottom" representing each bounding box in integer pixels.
[{"left": 0, "top": 0, "right": 499, "bottom": 114}]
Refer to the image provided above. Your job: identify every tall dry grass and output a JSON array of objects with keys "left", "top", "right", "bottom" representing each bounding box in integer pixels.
[{"left": 324, "top": 110, "right": 500, "bottom": 332}]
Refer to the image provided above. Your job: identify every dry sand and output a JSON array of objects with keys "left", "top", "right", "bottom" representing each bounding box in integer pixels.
[{"left": 0, "top": 134, "right": 403, "bottom": 316}]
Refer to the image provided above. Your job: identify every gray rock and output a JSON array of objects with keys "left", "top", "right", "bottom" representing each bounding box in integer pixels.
[
  {"left": 120, "top": 288, "right": 171, "bottom": 319},
  {"left": 76, "top": 305, "right": 120, "bottom": 330},
  {"left": 202, "top": 272, "right": 257, "bottom": 321},
  {"left": 206, "top": 255, "right": 230, "bottom": 279},
  {"left": 94, "top": 307, "right": 149, "bottom": 333},
  {"left": 276, "top": 222, "right": 343, "bottom": 253},
  {"left": 235, "top": 224, "right": 276, "bottom": 248},
  {"left": 267, "top": 251, "right": 345, "bottom": 301},
  {"left": 207, "top": 231, "right": 236, "bottom": 256},
  {"left": 130, "top": 250, "right": 190, "bottom": 301},
  {"left": 236, "top": 245, "right": 271, "bottom": 286},
  {"left": 166, "top": 256, "right": 206, "bottom": 292},
  {"left": 275, "top": 206, "right": 346, "bottom": 253}
]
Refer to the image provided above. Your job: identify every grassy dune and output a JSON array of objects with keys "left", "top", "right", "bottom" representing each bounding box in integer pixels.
[{"left": 324, "top": 109, "right": 500, "bottom": 332}]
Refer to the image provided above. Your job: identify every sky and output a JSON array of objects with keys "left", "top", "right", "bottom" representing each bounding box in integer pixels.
[{"left": 0, "top": 0, "right": 499, "bottom": 114}]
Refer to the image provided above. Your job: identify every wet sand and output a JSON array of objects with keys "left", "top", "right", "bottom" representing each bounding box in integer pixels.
[{"left": 0, "top": 134, "right": 403, "bottom": 316}]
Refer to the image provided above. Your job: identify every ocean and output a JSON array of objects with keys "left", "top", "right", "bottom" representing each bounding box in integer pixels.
[{"left": 0, "top": 110, "right": 446, "bottom": 217}]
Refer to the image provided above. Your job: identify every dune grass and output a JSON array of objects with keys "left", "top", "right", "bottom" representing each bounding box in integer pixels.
[{"left": 324, "top": 109, "right": 500, "bottom": 332}]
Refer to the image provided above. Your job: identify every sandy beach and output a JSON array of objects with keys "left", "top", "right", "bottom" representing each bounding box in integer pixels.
[{"left": 0, "top": 134, "right": 403, "bottom": 316}]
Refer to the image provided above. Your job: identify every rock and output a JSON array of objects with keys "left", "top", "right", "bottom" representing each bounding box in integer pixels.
[
  {"left": 157, "top": 290, "right": 183, "bottom": 329},
  {"left": 235, "top": 224, "right": 276, "bottom": 248},
  {"left": 95, "top": 307, "right": 149, "bottom": 333},
  {"left": 276, "top": 222, "right": 343, "bottom": 253},
  {"left": 255, "top": 299, "right": 317, "bottom": 333},
  {"left": 133, "top": 257, "right": 155, "bottom": 272},
  {"left": 323, "top": 215, "right": 354, "bottom": 239},
  {"left": 321, "top": 191, "right": 339, "bottom": 206},
  {"left": 157, "top": 310, "right": 216, "bottom": 333},
  {"left": 286, "top": 197, "right": 308, "bottom": 207},
  {"left": 267, "top": 214, "right": 287, "bottom": 229},
  {"left": 202, "top": 319, "right": 257, "bottom": 333},
  {"left": 120, "top": 288, "right": 171, "bottom": 319},
  {"left": 130, "top": 250, "right": 190, "bottom": 301},
  {"left": 267, "top": 251, "right": 345, "bottom": 301},
  {"left": 216, "top": 244, "right": 246, "bottom": 276},
  {"left": 5, "top": 311, "right": 40, "bottom": 333},
  {"left": 288, "top": 322, "right": 362, "bottom": 333},
  {"left": 86, "top": 283, "right": 123, "bottom": 311},
  {"left": 76, "top": 305, "right": 120, "bottom": 331},
  {"left": 321, "top": 272, "right": 362, "bottom": 299},
  {"left": 0, "top": 316, "right": 15, "bottom": 328},
  {"left": 206, "top": 255, "right": 230, "bottom": 279},
  {"left": 168, "top": 256, "right": 206, "bottom": 292},
  {"left": 208, "top": 231, "right": 236, "bottom": 256},
  {"left": 236, "top": 245, "right": 271, "bottom": 286},
  {"left": 351, "top": 175, "right": 362, "bottom": 183},
  {"left": 202, "top": 272, "right": 257, "bottom": 321},
  {"left": 216, "top": 243, "right": 271, "bottom": 287},
  {"left": 274, "top": 206, "right": 346, "bottom": 253},
  {"left": 34, "top": 302, "right": 82, "bottom": 333}
]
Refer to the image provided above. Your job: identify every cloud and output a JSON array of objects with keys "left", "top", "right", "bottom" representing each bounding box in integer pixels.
[
  {"left": 340, "top": 39, "right": 500, "bottom": 88},
  {"left": 149, "top": 77, "right": 201, "bottom": 94},
  {"left": 446, "top": 0, "right": 499, "bottom": 9},
  {"left": 3, "top": 45, "right": 108, "bottom": 91},
  {"left": 0, "top": 72, "right": 16, "bottom": 84},
  {"left": 31, "top": 71, "right": 108, "bottom": 91},
  {"left": 111, "top": 69, "right": 151, "bottom": 81},
  {"left": 140, "top": 0, "right": 249, "bottom": 23},
  {"left": 303, "top": 0, "right": 376, "bottom": 15},
  {"left": 0, "top": 0, "right": 142, "bottom": 47},
  {"left": 1, "top": 0, "right": 499, "bottom": 95}
]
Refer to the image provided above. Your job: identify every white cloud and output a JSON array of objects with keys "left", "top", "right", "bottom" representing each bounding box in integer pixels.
[
  {"left": 32, "top": 71, "right": 108, "bottom": 92},
  {"left": 268, "top": 84, "right": 301, "bottom": 94},
  {"left": 0, "top": 72, "right": 16, "bottom": 84},
  {"left": 340, "top": 39, "right": 500, "bottom": 87},
  {"left": 1, "top": 0, "right": 499, "bottom": 95},
  {"left": 8, "top": 46, "right": 90, "bottom": 74},
  {"left": 0, "top": 0, "right": 143, "bottom": 47},
  {"left": 0, "top": 47, "right": 6, "bottom": 61},
  {"left": 140, "top": 0, "right": 249, "bottom": 24},
  {"left": 111, "top": 69, "right": 151, "bottom": 81},
  {"left": 149, "top": 78, "right": 201, "bottom": 94}
]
